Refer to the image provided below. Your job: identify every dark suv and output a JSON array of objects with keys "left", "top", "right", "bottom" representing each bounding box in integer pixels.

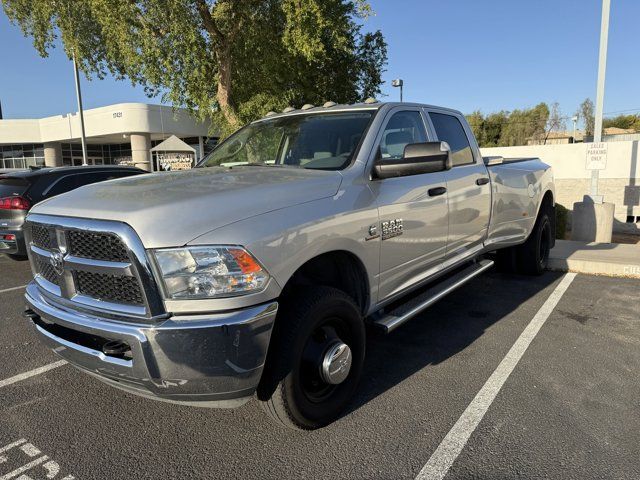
[{"left": 0, "top": 165, "right": 145, "bottom": 259}]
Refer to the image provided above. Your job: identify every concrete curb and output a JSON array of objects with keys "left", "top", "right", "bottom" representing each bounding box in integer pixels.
[{"left": 548, "top": 240, "right": 640, "bottom": 278}]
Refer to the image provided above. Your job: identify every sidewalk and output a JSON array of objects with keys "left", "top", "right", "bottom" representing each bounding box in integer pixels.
[{"left": 548, "top": 240, "right": 640, "bottom": 278}]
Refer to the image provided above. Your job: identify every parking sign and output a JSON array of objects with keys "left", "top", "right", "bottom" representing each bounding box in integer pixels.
[{"left": 586, "top": 142, "right": 608, "bottom": 170}]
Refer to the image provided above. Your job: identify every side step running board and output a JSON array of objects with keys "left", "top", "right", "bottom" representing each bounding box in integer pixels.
[{"left": 371, "top": 259, "right": 494, "bottom": 333}]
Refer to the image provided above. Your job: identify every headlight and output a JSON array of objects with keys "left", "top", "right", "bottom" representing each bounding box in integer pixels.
[{"left": 152, "top": 246, "right": 269, "bottom": 299}]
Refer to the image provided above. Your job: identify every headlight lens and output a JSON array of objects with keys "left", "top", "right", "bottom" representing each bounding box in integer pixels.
[{"left": 152, "top": 246, "right": 269, "bottom": 299}]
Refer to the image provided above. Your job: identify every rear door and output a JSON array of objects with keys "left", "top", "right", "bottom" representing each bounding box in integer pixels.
[
  {"left": 425, "top": 110, "right": 491, "bottom": 257},
  {"left": 369, "top": 108, "right": 449, "bottom": 302}
]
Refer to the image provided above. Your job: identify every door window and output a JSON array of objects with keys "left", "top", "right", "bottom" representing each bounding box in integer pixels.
[
  {"left": 429, "top": 112, "right": 475, "bottom": 167},
  {"left": 379, "top": 111, "right": 428, "bottom": 160}
]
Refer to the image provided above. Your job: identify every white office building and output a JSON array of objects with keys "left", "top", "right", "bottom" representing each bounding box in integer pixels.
[{"left": 0, "top": 103, "right": 217, "bottom": 171}]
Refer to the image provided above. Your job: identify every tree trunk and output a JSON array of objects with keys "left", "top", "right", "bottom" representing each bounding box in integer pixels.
[{"left": 216, "top": 46, "right": 239, "bottom": 128}]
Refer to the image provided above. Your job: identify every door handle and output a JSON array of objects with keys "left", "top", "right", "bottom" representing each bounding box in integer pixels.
[
  {"left": 476, "top": 177, "right": 490, "bottom": 186},
  {"left": 428, "top": 186, "right": 447, "bottom": 197}
]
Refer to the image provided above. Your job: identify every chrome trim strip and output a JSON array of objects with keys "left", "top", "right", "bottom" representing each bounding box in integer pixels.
[
  {"left": 31, "top": 244, "right": 52, "bottom": 259},
  {"left": 35, "top": 323, "right": 133, "bottom": 368},
  {"left": 70, "top": 293, "right": 147, "bottom": 317},
  {"left": 64, "top": 255, "right": 133, "bottom": 276}
]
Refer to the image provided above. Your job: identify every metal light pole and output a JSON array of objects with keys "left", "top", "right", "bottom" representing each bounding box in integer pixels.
[
  {"left": 572, "top": 115, "right": 578, "bottom": 142},
  {"left": 392, "top": 79, "right": 404, "bottom": 102},
  {"left": 590, "top": 0, "right": 611, "bottom": 201},
  {"left": 72, "top": 52, "right": 89, "bottom": 166}
]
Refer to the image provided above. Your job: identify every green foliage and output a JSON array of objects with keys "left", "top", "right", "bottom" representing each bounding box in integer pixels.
[
  {"left": 555, "top": 203, "right": 568, "bottom": 240},
  {"left": 2, "top": 0, "right": 387, "bottom": 136},
  {"left": 603, "top": 114, "right": 640, "bottom": 132},
  {"left": 465, "top": 103, "right": 549, "bottom": 147}
]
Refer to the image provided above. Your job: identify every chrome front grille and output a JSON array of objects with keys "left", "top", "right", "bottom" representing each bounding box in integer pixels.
[
  {"left": 25, "top": 214, "right": 165, "bottom": 320},
  {"left": 36, "top": 257, "right": 60, "bottom": 286},
  {"left": 31, "top": 224, "right": 55, "bottom": 250}
]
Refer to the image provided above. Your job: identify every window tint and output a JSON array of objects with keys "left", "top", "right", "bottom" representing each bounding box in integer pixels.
[
  {"left": 429, "top": 113, "right": 474, "bottom": 167},
  {"left": 0, "top": 177, "right": 30, "bottom": 197},
  {"left": 46, "top": 171, "right": 138, "bottom": 197},
  {"left": 379, "top": 111, "right": 427, "bottom": 160}
]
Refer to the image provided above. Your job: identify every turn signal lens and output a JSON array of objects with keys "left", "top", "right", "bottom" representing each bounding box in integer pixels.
[{"left": 152, "top": 246, "right": 269, "bottom": 299}]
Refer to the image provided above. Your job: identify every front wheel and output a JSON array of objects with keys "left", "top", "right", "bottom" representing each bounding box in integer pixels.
[{"left": 257, "top": 287, "right": 365, "bottom": 430}]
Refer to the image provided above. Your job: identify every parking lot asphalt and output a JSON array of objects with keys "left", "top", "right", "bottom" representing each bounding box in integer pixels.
[{"left": 0, "top": 259, "right": 638, "bottom": 479}]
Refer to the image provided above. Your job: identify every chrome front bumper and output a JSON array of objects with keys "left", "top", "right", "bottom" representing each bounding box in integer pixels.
[{"left": 25, "top": 282, "right": 277, "bottom": 407}]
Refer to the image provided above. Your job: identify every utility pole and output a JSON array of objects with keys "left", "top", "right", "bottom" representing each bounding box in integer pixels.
[
  {"left": 72, "top": 52, "right": 89, "bottom": 166},
  {"left": 590, "top": 0, "right": 610, "bottom": 201}
]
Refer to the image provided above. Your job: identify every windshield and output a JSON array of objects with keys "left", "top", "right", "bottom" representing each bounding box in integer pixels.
[{"left": 199, "top": 111, "right": 374, "bottom": 171}]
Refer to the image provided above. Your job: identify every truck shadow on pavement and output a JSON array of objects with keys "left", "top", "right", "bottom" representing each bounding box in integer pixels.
[{"left": 344, "top": 270, "right": 563, "bottom": 417}]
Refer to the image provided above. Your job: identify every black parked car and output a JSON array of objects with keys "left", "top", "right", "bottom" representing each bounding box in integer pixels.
[{"left": 0, "top": 166, "right": 145, "bottom": 260}]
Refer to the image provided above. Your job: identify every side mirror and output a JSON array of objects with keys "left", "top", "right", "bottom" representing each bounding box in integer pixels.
[{"left": 373, "top": 142, "right": 452, "bottom": 180}]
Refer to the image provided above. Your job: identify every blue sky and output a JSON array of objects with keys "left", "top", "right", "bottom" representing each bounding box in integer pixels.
[{"left": 1, "top": 0, "right": 638, "bottom": 126}]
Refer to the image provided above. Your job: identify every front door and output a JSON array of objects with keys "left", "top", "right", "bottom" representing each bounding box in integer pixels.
[
  {"left": 426, "top": 110, "right": 492, "bottom": 258},
  {"left": 369, "top": 108, "right": 449, "bottom": 302}
]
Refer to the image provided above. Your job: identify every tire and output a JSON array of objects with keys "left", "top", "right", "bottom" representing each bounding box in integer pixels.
[
  {"left": 516, "top": 209, "right": 553, "bottom": 275},
  {"left": 257, "top": 286, "right": 365, "bottom": 430}
]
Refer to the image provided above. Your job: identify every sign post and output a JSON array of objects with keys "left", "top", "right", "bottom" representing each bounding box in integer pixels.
[{"left": 589, "top": 0, "right": 611, "bottom": 203}]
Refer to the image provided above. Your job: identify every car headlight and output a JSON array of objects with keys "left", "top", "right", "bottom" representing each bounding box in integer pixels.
[{"left": 152, "top": 246, "right": 269, "bottom": 299}]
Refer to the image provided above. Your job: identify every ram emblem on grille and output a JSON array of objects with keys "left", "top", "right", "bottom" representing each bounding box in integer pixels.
[{"left": 49, "top": 250, "right": 65, "bottom": 276}]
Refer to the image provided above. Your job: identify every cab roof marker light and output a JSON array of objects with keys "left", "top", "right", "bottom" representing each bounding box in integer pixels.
[
  {"left": 364, "top": 97, "right": 378, "bottom": 104},
  {"left": 323, "top": 101, "right": 337, "bottom": 108},
  {"left": 264, "top": 111, "right": 277, "bottom": 117},
  {"left": 301, "top": 104, "right": 315, "bottom": 110},
  {"left": 282, "top": 107, "right": 295, "bottom": 113}
]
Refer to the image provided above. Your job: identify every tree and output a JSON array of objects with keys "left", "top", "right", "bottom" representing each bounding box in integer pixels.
[
  {"left": 2, "top": 0, "right": 387, "bottom": 135},
  {"left": 502, "top": 103, "right": 549, "bottom": 146},
  {"left": 577, "top": 98, "right": 595, "bottom": 137},
  {"left": 465, "top": 110, "right": 485, "bottom": 146},
  {"left": 603, "top": 114, "right": 640, "bottom": 132},
  {"left": 543, "top": 102, "right": 565, "bottom": 144},
  {"left": 467, "top": 104, "right": 548, "bottom": 147}
]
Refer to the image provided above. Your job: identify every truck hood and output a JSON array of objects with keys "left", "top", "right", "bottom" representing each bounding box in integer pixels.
[{"left": 31, "top": 166, "right": 343, "bottom": 248}]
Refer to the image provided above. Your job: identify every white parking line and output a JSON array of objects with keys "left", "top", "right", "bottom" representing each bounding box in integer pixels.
[
  {"left": 416, "top": 272, "right": 577, "bottom": 480},
  {"left": 0, "top": 361, "right": 68, "bottom": 389},
  {"left": 0, "top": 285, "right": 27, "bottom": 294}
]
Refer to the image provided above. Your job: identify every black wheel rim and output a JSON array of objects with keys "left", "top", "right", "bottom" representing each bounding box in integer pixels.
[{"left": 299, "top": 319, "right": 351, "bottom": 403}]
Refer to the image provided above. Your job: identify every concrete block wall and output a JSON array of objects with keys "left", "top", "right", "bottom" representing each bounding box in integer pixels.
[{"left": 482, "top": 141, "right": 640, "bottom": 234}]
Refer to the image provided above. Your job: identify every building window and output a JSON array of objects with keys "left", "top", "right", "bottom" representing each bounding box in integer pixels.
[{"left": 1, "top": 144, "right": 45, "bottom": 169}]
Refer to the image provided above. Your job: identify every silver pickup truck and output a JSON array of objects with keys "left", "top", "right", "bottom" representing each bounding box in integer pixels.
[{"left": 23, "top": 101, "right": 555, "bottom": 430}]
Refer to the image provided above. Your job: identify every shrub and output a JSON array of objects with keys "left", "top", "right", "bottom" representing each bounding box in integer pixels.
[{"left": 555, "top": 203, "right": 568, "bottom": 239}]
